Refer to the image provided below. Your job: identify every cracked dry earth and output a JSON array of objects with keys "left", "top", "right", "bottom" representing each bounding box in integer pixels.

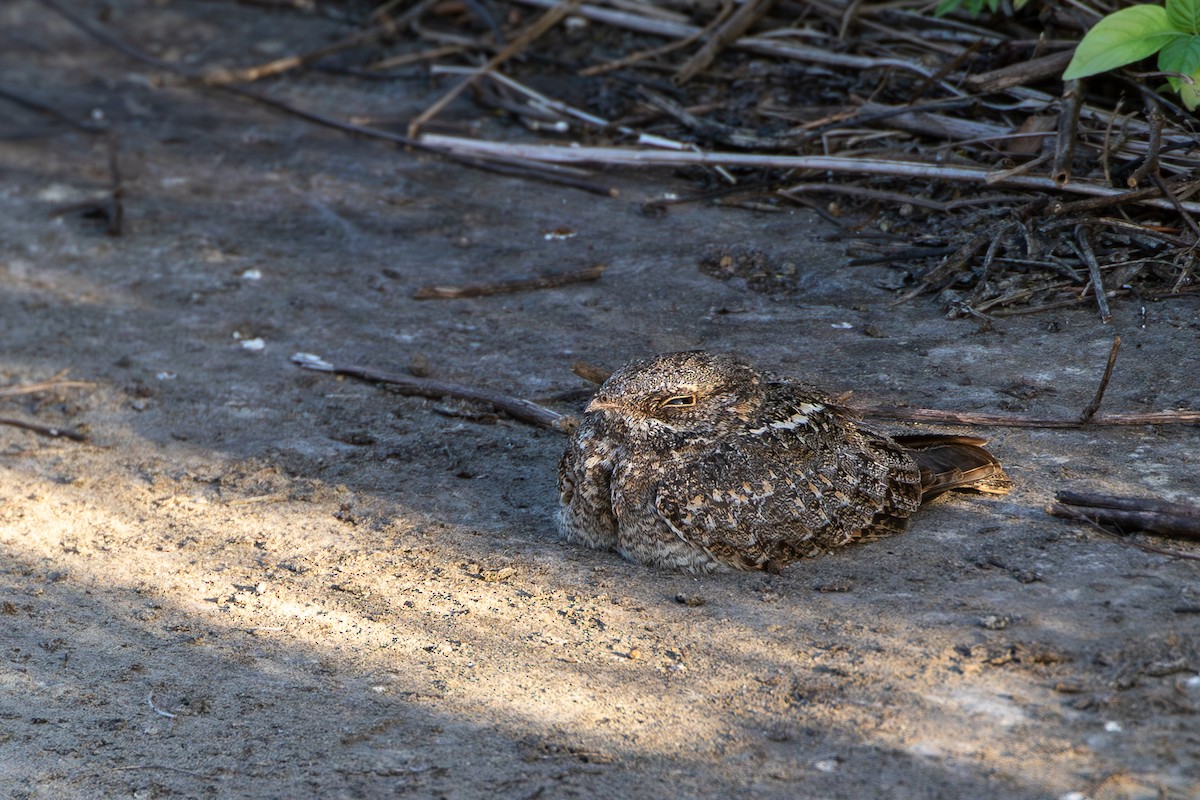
[{"left": 2, "top": 2, "right": 1199, "bottom": 799}]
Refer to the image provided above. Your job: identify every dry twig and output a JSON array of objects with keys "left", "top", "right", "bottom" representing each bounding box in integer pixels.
[
  {"left": 854, "top": 406, "right": 1200, "bottom": 428},
  {"left": 1080, "top": 336, "right": 1120, "bottom": 423},
  {"left": 412, "top": 264, "right": 606, "bottom": 299},
  {"left": 0, "top": 418, "right": 88, "bottom": 441},
  {"left": 291, "top": 354, "right": 574, "bottom": 433},
  {"left": 415, "top": 135, "right": 1200, "bottom": 214},
  {"left": 0, "top": 372, "right": 95, "bottom": 398},
  {"left": 1072, "top": 226, "right": 1111, "bottom": 323}
]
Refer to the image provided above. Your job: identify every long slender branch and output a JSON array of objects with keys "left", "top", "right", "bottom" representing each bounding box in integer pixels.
[
  {"left": 415, "top": 135, "right": 1200, "bottom": 213},
  {"left": 0, "top": 418, "right": 88, "bottom": 441},
  {"left": 856, "top": 405, "right": 1200, "bottom": 427},
  {"left": 291, "top": 354, "right": 575, "bottom": 433}
]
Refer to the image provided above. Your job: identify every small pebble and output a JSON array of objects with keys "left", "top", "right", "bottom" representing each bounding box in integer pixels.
[{"left": 979, "top": 614, "right": 1011, "bottom": 630}]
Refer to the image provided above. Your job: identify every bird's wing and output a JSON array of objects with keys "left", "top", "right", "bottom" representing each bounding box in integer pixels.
[{"left": 653, "top": 402, "right": 921, "bottom": 568}]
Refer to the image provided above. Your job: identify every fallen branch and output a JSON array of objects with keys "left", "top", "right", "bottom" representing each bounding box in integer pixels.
[
  {"left": 412, "top": 264, "right": 605, "bottom": 299},
  {"left": 1048, "top": 490, "right": 1200, "bottom": 541},
  {"left": 851, "top": 406, "right": 1200, "bottom": 428},
  {"left": 291, "top": 353, "right": 575, "bottom": 433},
  {"left": 415, "top": 135, "right": 1200, "bottom": 213}
]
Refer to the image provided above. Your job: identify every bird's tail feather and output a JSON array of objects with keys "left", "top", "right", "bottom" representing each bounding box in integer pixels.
[{"left": 893, "top": 434, "right": 1012, "bottom": 501}]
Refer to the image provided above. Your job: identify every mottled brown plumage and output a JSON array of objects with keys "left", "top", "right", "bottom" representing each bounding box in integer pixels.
[{"left": 557, "top": 351, "right": 1010, "bottom": 573}]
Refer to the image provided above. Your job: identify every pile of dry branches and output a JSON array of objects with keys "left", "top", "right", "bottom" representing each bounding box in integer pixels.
[{"left": 34, "top": 0, "right": 1200, "bottom": 317}]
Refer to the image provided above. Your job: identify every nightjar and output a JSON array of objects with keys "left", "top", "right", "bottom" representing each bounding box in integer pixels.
[{"left": 557, "top": 351, "right": 1010, "bottom": 573}]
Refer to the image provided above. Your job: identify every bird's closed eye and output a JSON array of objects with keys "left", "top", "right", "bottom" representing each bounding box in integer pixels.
[{"left": 660, "top": 394, "right": 697, "bottom": 408}]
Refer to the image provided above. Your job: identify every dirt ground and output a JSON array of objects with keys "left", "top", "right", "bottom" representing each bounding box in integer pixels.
[{"left": 2, "top": 3, "right": 1199, "bottom": 799}]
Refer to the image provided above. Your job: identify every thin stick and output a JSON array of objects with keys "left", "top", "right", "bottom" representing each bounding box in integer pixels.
[
  {"left": 105, "top": 132, "right": 124, "bottom": 236},
  {"left": 407, "top": 0, "right": 584, "bottom": 137},
  {"left": 291, "top": 354, "right": 574, "bottom": 432},
  {"left": 1073, "top": 225, "right": 1111, "bottom": 323},
  {"left": 368, "top": 44, "right": 467, "bottom": 71},
  {"left": 1127, "top": 102, "right": 1164, "bottom": 188},
  {"left": 0, "top": 375, "right": 95, "bottom": 397},
  {"left": 414, "top": 135, "right": 1200, "bottom": 213},
  {"left": 1053, "top": 80, "right": 1082, "bottom": 186},
  {"left": 1150, "top": 172, "right": 1200, "bottom": 242},
  {"left": 0, "top": 418, "right": 88, "bottom": 441},
  {"left": 674, "top": 0, "right": 777, "bottom": 85},
  {"left": 1048, "top": 177, "right": 1200, "bottom": 216},
  {"left": 1080, "top": 336, "right": 1120, "bottom": 423},
  {"left": 854, "top": 405, "right": 1200, "bottom": 428},
  {"left": 204, "top": 25, "right": 386, "bottom": 85},
  {"left": 412, "top": 264, "right": 605, "bottom": 299}
]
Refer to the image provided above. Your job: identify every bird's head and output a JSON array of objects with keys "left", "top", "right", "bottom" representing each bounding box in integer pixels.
[{"left": 586, "top": 351, "right": 764, "bottom": 437}]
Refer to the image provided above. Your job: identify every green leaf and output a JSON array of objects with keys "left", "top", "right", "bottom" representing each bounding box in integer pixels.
[
  {"left": 1166, "top": 0, "right": 1200, "bottom": 34},
  {"left": 1159, "top": 35, "right": 1200, "bottom": 103},
  {"left": 1159, "top": 33, "right": 1200, "bottom": 75},
  {"left": 1063, "top": 5, "right": 1178, "bottom": 80}
]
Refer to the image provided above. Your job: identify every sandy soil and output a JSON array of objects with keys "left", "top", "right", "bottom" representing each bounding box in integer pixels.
[{"left": 2, "top": 3, "right": 1198, "bottom": 798}]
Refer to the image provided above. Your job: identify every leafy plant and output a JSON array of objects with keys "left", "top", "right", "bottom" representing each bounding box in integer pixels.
[{"left": 1063, "top": 0, "right": 1200, "bottom": 108}]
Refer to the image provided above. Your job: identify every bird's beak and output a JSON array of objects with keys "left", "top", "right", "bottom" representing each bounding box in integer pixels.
[{"left": 586, "top": 395, "right": 618, "bottom": 413}]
